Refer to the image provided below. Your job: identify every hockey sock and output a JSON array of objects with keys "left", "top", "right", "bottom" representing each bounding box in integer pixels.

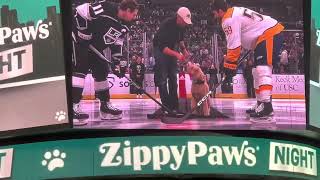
[{"left": 259, "top": 85, "right": 273, "bottom": 103}]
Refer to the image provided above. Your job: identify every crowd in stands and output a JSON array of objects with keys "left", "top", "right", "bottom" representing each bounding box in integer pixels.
[
  {"left": 72, "top": 0, "right": 305, "bottom": 75},
  {"left": 125, "top": 1, "right": 304, "bottom": 75}
]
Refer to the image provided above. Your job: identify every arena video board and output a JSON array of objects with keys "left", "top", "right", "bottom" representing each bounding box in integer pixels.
[
  {"left": 71, "top": 0, "right": 306, "bottom": 131},
  {"left": 309, "top": 0, "right": 320, "bottom": 130},
  {"left": 0, "top": 0, "right": 69, "bottom": 133}
]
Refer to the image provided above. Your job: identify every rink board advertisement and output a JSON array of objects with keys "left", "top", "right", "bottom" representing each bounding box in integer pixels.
[
  {"left": 310, "top": 0, "right": 320, "bottom": 129},
  {"left": 233, "top": 75, "right": 305, "bottom": 95},
  {"left": 0, "top": 136, "right": 318, "bottom": 179},
  {"left": 0, "top": 1, "right": 69, "bottom": 132},
  {"left": 82, "top": 74, "right": 305, "bottom": 98}
]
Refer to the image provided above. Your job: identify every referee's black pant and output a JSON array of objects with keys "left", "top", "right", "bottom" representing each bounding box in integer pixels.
[{"left": 153, "top": 47, "right": 179, "bottom": 111}]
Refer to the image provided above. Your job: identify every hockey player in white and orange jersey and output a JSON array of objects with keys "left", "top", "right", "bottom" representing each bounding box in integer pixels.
[{"left": 212, "top": 0, "right": 284, "bottom": 119}]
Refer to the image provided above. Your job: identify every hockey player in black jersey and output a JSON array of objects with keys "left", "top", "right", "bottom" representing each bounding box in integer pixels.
[{"left": 72, "top": 0, "right": 139, "bottom": 126}]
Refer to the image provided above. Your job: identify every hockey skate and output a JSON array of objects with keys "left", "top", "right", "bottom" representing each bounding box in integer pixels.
[
  {"left": 249, "top": 102, "right": 275, "bottom": 123},
  {"left": 73, "top": 103, "right": 89, "bottom": 126},
  {"left": 246, "top": 101, "right": 261, "bottom": 114},
  {"left": 247, "top": 96, "right": 273, "bottom": 114},
  {"left": 100, "top": 102, "right": 122, "bottom": 120}
]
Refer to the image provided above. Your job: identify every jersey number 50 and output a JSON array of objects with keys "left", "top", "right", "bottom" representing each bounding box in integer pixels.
[{"left": 243, "top": 9, "right": 264, "bottom": 22}]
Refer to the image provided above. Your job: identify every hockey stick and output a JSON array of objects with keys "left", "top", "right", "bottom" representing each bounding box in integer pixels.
[
  {"left": 161, "top": 50, "right": 252, "bottom": 124},
  {"left": 89, "top": 45, "right": 177, "bottom": 116},
  {"left": 123, "top": 76, "right": 178, "bottom": 115}
]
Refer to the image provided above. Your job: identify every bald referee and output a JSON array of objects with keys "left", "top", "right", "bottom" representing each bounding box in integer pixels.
[{"left": 148, "top": 7, "right": 192, "bottom": 119}]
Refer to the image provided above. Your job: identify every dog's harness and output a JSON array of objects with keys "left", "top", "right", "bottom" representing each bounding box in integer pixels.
[{"left": 193, "top": 79, "right": 205, "bottom": 84}]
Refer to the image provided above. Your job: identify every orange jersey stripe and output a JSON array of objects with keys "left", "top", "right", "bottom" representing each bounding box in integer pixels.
[
  {"left": 227, "top": 47, "right": 241, "bottom": 62},
  {"left": 256, "top": 23, "right": 284, "bottom": 45},
  {"left": 266, "top": 37, "right": 274, "bottom": 65},
  {"left": 259, "top": 85, "right": 273, "bottom": 91},
  {"left": 224, "top": 62, "right": 237, "bottom": 70},
  {"left": 222, "top": 8, "right": 234, "bottom": 23}
]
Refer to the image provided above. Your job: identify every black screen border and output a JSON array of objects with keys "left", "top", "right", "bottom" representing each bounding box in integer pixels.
[
  {"left": 66, "top": 0, "right": 312, "bottom": 133},
  {"left": 306, "top": 0, "right": 320, "bottom": 132},
  {"left": 1, "top": 0, "right": 318, "bottom": 139}
]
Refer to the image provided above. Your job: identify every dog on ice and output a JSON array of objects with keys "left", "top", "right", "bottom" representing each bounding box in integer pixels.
[{"left": 186, "top": 62, "right": 211, "bottom": 117}]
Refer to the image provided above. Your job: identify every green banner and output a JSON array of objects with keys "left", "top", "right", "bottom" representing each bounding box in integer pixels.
[{"left": 0, "top": 136, "right": 318, "bottom": 180}]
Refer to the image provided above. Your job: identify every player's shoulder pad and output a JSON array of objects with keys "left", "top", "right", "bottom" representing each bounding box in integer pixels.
[
  {"left": 98, "top": 2, "right": 119, "bottom": 22},
  {"left": 98, "top": 15, "right": 130, "bottom": 33},
  {"left": 90, "top": 2, "right": 105, "bottom": 18},
  {"left": 76, "top": 3, "right": 92, "bottom": 20},
  {"left": 222, "top": 7, "right": 236, "bottom": 24},
  {"left": 100, "top": 14, "right": 119, "bottom": 23}
]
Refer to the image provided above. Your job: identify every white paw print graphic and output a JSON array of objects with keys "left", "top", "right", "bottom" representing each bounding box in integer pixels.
[
  {"left": 42, "top": 149, "right": 66, "bottom": 171},
  {"left": 55, "top": 111, "right": 66, "bottom": 121}
]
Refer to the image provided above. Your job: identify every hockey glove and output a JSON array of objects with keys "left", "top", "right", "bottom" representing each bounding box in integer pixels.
[{"left": 223, "top": 61, "right": 237, "bottom": 82}]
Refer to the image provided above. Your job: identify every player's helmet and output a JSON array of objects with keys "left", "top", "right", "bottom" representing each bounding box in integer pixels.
[{"left": 212, "top": 0, "right": 228, "bottom": 12}]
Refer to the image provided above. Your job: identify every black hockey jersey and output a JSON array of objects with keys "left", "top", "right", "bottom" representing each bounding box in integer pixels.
[{"left": 73, "top": 1, "right": 130, "bottom": 61}]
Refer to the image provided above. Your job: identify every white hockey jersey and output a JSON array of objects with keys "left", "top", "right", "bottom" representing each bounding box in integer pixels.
[{"left": 222, "top": 7, "right": 284, "bottom": 62}]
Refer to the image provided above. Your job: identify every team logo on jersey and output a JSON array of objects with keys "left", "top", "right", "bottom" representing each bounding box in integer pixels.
[{"left": 103, "top": 27, "right": 122, "bottom": 45}]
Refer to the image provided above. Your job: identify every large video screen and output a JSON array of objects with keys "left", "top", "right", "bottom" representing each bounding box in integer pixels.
[
  {"left": 309, "top": 0, "right": 320, "bottom": 129},
  {"left": 0, "top": 0, "right": 69, "bottom": 133},
  {"left": 71, "top": 0, "right": 306, "bottom": 130}
]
